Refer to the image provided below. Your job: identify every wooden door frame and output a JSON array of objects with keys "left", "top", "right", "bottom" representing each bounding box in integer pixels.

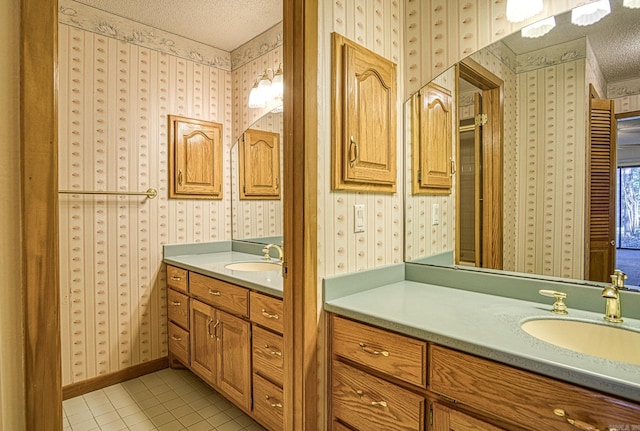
[
  {"left": 23, "top": 0, "right": 318, "bottom": 430},
  {"left": 283, "top": 0, "right": 318, "bottom": 429},
  {"left": 21, "top": 0, "right": 62, "bottom": 428},
  {"left": 457, "top": 58, "right": 504, "bottom": 270}
]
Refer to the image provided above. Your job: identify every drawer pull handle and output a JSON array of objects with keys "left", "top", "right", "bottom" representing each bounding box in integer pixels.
[
  {"left": 207, "top": 318, "right": 215, "bottom": 338},
  {"left": 356, "top": 390, "right": 388, "bottom": 408},
  {"left": 213, "top": 320, "right": 220, "bottom": 340},
  {"left": 265, "top": 395, "right": 283, "bottom": 408},
  {"left": 553, "top": 409, "right": 610, "bottom": 431},
  {"left": 170, "top": 301, "right": 181, "bottom": 306},
  {"left": 261, "top": 309, "right": 280, "bottom": 320},
  {"left": 171, "top": 276, "right": 182, "bottom": 281},
  {"left": 208, "top": 289, "right": 221, "bottom": 296},
  {"left": 358, "top": 342, "right": 390, "bottom": 357},
  {"left": 264, "top": 345, "right": 283, "bottom": 357},
  {"left": 171, "top": 335, "right": 182, "bottom": 342}
]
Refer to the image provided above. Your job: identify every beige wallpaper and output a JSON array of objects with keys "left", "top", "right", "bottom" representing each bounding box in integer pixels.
[
  {"left": 57, "top": 24, "right": 234, "bottom": 384},
  {"left": 0, "top": 0, "right": 25, "bottom": 427},
  {"left": 317, "top": 0, "right": 405, "bottom": 279}
]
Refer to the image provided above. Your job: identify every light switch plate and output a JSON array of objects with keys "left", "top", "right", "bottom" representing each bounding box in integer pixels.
[
  {"left": 432, "top": 203, "right": 440, "bottom": 225},
  {"left": 354, "top": 204, "right": 365, "bottom": 233}
]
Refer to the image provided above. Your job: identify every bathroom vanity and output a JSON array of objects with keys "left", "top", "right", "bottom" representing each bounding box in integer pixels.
[
  {"left": 325, "top": 264, "right": 640, "bottom": 431},
  {"left": 164, "top": 242, "right": 284, "bottom": 431}
]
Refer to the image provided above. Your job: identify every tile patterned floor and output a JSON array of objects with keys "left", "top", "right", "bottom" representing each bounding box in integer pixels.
[{"left": 63, "top": 368, "right": 267, "bottom": 431}]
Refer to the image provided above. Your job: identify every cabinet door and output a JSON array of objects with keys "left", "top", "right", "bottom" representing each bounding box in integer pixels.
[
  {"left": 432, "top": 402, "right": 505, "bottom": 431},
  {"left": 332, "top": 32, "right": 397, "bottom": 192},
  {"left": 413, "top": 82, "right": 452, "bottom": 195},
  {"left": 169, "top": 115, "right": 223, "bottom": 199},
  {"left": 189, "top": 300, "right": 217, "bottom": 385},
  {"left": 240, "top": 129, "right": 280, "bottom": 199},
  {"left": 216, "top": 309, "right": 252, "bottom": 412}
]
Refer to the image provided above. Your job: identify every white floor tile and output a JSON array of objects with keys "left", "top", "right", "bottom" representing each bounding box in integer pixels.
[{"left": 62, "top": 368, "right": 263, "bottom": 431}]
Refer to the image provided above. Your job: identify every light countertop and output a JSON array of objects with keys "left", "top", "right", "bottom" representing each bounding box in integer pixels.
[
  {"left": 325, "top": 279, "right": 640, "bottom": 403},
  {"left": 164, "top": 250, "right": 283, "bottom": 298}
]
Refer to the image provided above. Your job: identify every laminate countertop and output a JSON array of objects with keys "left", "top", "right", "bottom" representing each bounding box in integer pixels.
[
  {"left": 324, "top": 279, "right": 640, "bottom": 403},
  {"left": 164, "top": 251, "right": 283, "bottom": 298}
]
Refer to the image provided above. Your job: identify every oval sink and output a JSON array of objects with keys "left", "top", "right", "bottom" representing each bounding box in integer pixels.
[
  {"left": 521, "top": 319, "right": 640, "bottom": 365},
  {"left": 225, "top": 261, "right": 281, "bottom": 272}
]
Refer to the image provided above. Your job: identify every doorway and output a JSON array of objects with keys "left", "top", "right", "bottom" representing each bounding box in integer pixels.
[{"left": 456, "top": 59, "right": 504, "bottom": 270}]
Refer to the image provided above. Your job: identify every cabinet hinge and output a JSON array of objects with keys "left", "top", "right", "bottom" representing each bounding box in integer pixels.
[
  {"left": 281, "top": 261, "right": 288, "bottom": 279},
  {"left": 429, "top": 403, "right": 433, "bottom": 426},
  {"left": 475, "top": 113, "right": 488, "bottom": 126}
]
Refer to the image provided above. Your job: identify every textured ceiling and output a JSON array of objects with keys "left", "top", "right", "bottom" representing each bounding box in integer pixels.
[
  {"left": 501, "top": 0, "right": 640, "bottom": 83},
  {"left": 72, "top": 0, "right": 282, "bottom": 51}
]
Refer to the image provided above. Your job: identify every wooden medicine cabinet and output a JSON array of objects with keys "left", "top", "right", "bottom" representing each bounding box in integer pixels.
[
  {"left": 331, "top": 32, "right": 397, "bottom": 192},
  {"left": 168, "top": 115, "right": 223, "bottom": 199},
  {"left": 240, "top": 128, "right": 281, "bottom": 200}
]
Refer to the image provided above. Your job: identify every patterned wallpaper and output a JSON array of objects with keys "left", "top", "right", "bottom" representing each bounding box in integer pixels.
[
  {"left": 58, "top": 7, "right": 282, "bottom": 385},
  {"left": 317, "top": 0, "right": 405, "bottom": 278}
]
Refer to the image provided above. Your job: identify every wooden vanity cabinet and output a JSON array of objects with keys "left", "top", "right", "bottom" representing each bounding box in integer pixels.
[
  {"left": 250, "top": 291, "right": 285, "bottom": 431},
  {"left": 328, "top": 313, "right": 640, "bottom": 431},
  {"left": 166, "top": 265, "right": 284, "bottom": 430}
]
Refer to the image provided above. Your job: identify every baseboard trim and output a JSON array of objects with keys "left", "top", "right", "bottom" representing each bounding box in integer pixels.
[{"left": 62, "top": 357, "right": 169, "bottom": 400}]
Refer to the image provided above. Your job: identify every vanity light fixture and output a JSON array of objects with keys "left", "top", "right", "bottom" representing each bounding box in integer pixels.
[
  {"left": 506, "top": 0, "right": 543, "bottom": 23},
  {"left": 521, "top": 16, "right": 556, "bottom": 38},
  {"left": 248, "top": 64, "right": 283, "bottom": 110},
  {"left": 624, "top": 0, "right": 640, "bottom": 8},
  {"left": 571, "top": 0, "right": 611, "bottom": 26}
]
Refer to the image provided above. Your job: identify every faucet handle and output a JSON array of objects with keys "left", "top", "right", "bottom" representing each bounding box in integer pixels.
[
  {"left": 538, "top": 290, "right": 568, "bottom": 315},
  {"left": 613, "top": 269, "right": 627, "bottom": 288}
]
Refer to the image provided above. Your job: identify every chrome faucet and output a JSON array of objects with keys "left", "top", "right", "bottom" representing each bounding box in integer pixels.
[
  {"left": 262, "top": 243, "right": 284, "bottom": 262},
  {"left": 602, "top": 270, "right": 626, "bottom": 323}
]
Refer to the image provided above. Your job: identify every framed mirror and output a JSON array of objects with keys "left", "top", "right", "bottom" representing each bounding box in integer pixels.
[
  {"left": 405, "top": 0, "right": 640, "bottom": 289},
  {"left": 231, "top": 110, "right": 284, "bottom": 244}
]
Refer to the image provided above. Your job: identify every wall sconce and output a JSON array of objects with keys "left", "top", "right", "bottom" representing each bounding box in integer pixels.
[
  {"left": 624, "top": 0, "right": 640, "bottom": 8},
  {"left": 506, "top": 0, "right": 543, "bottom": 23},
  {"left": 521, "top": 16, "right": 556, "bottom": 38},
  {"left": 248, "top": 64, "right": 283, "bottom": 110},
  {"left": 571, "top": 0, "right": 610, "bottom": 26}
]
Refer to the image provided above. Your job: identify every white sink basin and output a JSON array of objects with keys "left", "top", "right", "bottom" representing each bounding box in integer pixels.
[
  {"left": 225, "top": 261, "right": 281, "bottom": 272},
  {"left": 521, "top": 319, "right": 640, "bottom": 365}
]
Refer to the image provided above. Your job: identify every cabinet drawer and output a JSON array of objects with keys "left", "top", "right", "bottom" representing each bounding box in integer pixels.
[
  {"left": 253, "top": 326, "right": 284, "bottom": 385},
  {"left": 167, "top": 289, "right": 189, "bottom": 329},
  {"left": 189, "top": 272, "right": 248, "bottom": 317},
  {"left": 167, "top": 265, "right": 188, "bottom": 293},
  {"left": 250, "top": 292, "right": 283, "bottom": 334},
  {"left": 332, "top": 316, "right": 427, "bottom": 387},
  {"left": 168, "top": 322, "right": 189, "bottom": 365},
  {"left": 332, "top": 360, "right": 425, "bottom": 431},
  {"left": 253, "top": 373, "right": 284, "bottom": 431},
  {"left": 430, "top": 345, "right": 640, "bottom": 431}
]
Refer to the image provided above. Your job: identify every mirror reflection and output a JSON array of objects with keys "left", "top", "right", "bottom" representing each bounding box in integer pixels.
[
  {"left": 231, "top": 111, "right": 284, "bottom": 244},
  {"left": 405, "top": 0, "right": 640, "bottom": 289}
]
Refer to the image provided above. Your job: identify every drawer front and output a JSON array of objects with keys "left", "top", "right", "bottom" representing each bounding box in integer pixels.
[
  {"left": 166, "top": 265, "right": 188, "bottom": 293},
  {"left": 167, "top": 289, "right": 189, "bottom": 329},
  {"left": 430, "top": 345, "right": 640, "bottom": 431},
  {"left": 253, "top": 373, "right": 284, "bottom": 431},
  {"left": 253, "top": 325, "right": 284, "bottom": 385},
  {"left": 332, "top": 315, "right": 427, "bottom": 387},
  {"left": 250, "top": 292, "right": 284, "bottom": 334},
  {"left": 168, "top": 322, "right": 189, "bottom": 365},
  {"left": 189, "top": 272, "right": 248, "bottom": 317},
  {"left": 332, "top": 360, "right": 425, "bottom": 431}
]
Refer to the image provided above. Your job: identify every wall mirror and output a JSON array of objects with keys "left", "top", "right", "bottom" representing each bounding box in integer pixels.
[
  {"left": 404, "top": 0, "right": 640, "bottom": 290},
  {"left": 231, "top": 110, "right": 284, "bottom": 244}
]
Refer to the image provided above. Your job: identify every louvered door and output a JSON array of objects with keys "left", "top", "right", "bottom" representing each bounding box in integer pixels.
[{"left": 587, "top": 97, "right": 616, "bottom": 282}]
